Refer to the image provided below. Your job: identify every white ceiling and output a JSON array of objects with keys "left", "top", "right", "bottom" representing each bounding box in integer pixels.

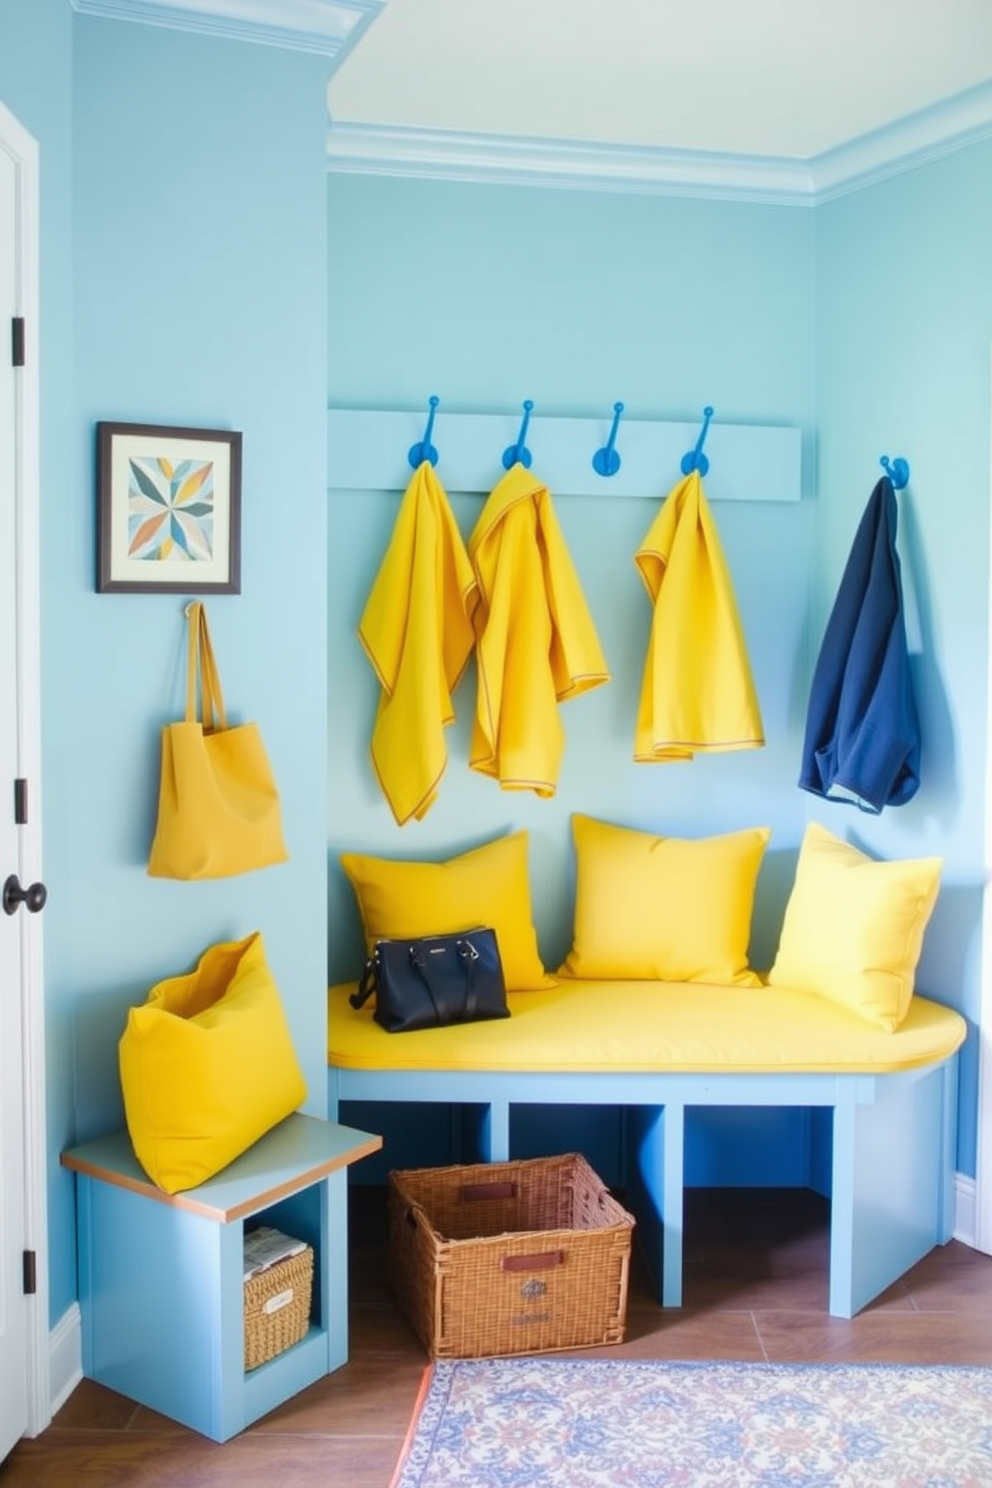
[{"left": 327, "top": 0, "right": 992, "bottom": 161}]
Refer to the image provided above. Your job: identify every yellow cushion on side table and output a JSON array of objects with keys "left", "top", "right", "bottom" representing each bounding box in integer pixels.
[
  {"left": 119, "top": 931, "right": 308, "bottom": 1194},
  {"left": 559, "top": 814, "right": 770, "bottom": 985},
  {"left": 341, "top": 831, "right": 554, "bottom": 991},
  {"left": 767, "top": 821, "right": 942, "bottom": 1031}
]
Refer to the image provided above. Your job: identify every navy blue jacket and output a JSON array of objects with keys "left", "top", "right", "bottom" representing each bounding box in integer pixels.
[{"left": 799, "top": 476, "right": 920, "bottom": 812}]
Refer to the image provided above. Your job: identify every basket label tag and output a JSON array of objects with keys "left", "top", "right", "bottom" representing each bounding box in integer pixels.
[
  {"left": 502, "top": 1251, "right": 564, "bottom": 1272},
  {"left": 262, "top": 1288, "right": 294, "bottom": 1315}
]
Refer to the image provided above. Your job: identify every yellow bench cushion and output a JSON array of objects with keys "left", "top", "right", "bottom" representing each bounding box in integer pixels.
[{"left": 328, "top": 977, "right": 965, "bottom": 1076}]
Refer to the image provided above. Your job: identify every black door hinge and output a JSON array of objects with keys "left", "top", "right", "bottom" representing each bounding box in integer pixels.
[
  {"left": 11, "top": 317, "right": 25, "bottom": 368},
  {"left": 23, "top": 1251, "right": 36, "bottom": 1296},
  {"left": 14, "top": 779, "right": 27, "bottom": 826}
]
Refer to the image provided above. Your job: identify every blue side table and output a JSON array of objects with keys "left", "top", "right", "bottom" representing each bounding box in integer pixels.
[{"left": 61, "top": 1113, "right": 382, "bottom": 1441}]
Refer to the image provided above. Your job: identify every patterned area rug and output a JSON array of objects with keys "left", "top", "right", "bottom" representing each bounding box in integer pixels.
[{"left": 390, "top": 1357, "right": 992, "bottom": 1487}]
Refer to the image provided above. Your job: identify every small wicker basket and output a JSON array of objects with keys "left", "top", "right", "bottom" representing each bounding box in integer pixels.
[
  {"left": 243, "top": 1245, "right": 314, "bottom": 1371},
  {"left": 389, "top": 1152, "right": 635, "bottom": 1359}
]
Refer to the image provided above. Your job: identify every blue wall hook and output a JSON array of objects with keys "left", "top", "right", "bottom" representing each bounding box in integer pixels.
[
  {"left": 502, "top": 399, "right": 534, "bottom": 470},
  {"left": 592, "top": 402, "right": 624, "bottom": 477},
  {"left": 408, "top": 395, "right": 440, "bottom": 469},
  {"left": 880, "top": 454, "right": 910, "bottom": 490},
  {"left": 681, "top": 405, "right": 714, "bottom": 476}
]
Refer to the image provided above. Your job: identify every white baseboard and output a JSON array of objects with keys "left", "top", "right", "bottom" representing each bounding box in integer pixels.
[
  {"left": 953, "top": 1171, "right": 977, "bottom": 1249},
  {"left": 47, "top": 1303, "right": 82, "bottom": 1423}
]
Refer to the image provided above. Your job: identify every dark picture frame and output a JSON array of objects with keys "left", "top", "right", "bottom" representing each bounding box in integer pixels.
[{"left": 96, "top": 421, "right": 242, "bottom": 594}]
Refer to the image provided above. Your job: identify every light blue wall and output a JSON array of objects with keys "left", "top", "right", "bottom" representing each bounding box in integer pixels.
[
  {"left": 3, "top": 0, "right": 990, "bottom": 1334},
  {"left": 1, "top": 3, "right": 333, "bottom": 1326},
  {"left": 327, "top": 176, "right": 817, "bottom": 982},
  {"left": 815, "top": 141, "right": 992, "bottom": 1175},
  {"left": 327, "top": 156, "right": 992, "bottom": 1182}
]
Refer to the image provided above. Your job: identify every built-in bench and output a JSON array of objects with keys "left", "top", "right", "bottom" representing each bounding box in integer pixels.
[{"left": 327, "top": 977, "right": 966, "bottom": 1319}]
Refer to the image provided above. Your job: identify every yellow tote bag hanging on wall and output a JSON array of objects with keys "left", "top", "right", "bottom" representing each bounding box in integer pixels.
[{"left": 148, "top": 602, "right": 288, "bottom": 880}]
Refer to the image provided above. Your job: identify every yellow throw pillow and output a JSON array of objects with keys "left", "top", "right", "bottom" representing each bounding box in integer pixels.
[
  {"left": 559, "top": 814, "right": 770, "bottom": 985},
  {"left": 119, "top": 931, "right": 307, "bottom": 1194},
  {"left": 341, "top": 831, "right": 554, "bottom": 991},
  {"left": 767, "top": 822, "right": 942, "bottom": 1031}
]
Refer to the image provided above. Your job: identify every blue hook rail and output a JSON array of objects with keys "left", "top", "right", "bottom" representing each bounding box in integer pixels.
[
  {"left": 592, "top": 402, "right": 625, "bottom": 477},
  {"left": 681, "top": 406, "right": 715, "bottom": 476},
  {"left": 880, "top": 454, "right": 910, "bottom": 490},
  {"left": 502, "top": 400, "right": 534, "bottom": 471},
  {"left": 332, "top": 403, "right": 802, "bottom": 504},
  {"left": 408, "top": 395, "right": 440, "bottom": 469}
]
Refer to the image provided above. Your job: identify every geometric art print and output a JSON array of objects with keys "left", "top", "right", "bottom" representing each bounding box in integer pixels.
[
  {"left": 97, "top": 419, "right": 241, "bottom": 594},
  {"left": 127, "top": 455, "right": 215, "bottom": 563}
]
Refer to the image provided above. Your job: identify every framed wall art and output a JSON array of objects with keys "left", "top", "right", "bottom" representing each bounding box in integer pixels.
[{"left": 96, "top": 421, "right": 242, "bottom": 594}]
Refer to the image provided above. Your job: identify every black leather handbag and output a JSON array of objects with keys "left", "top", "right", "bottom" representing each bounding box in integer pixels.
[{"left": 349, "top": 927, "right": 510, "bottom": 1034}]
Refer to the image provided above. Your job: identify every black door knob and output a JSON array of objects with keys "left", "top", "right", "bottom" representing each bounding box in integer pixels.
[{"left": 2, "top": 874, "right": 48, "bottom": 916}]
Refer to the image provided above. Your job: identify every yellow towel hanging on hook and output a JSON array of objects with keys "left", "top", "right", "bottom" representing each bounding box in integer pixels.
[
  {"left": 359, "top": 460, "right": 478, "bottom": 824},
  {"left": 469, "top": 461, "right": 610, "bottom": 795},
  {"left": 634, "top": 468, "right": 764, "bottom": 761}
]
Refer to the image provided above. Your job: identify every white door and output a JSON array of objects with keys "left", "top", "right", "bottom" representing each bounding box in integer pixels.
[
  {"left": 0, "top": 99, "right": 47, "bottom": 1457},
  {"left": 0, "top": 120, "right": 27, "bottom": 1464}
]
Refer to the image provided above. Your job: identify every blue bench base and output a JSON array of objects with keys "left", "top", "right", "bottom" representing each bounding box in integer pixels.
[{"left": 327, "top": 1059, "right": 959, "bottom": 1319}]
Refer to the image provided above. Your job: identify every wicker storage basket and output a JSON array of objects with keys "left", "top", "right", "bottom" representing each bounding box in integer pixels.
[
  {"left": 243, "top": 1244, "right": 314, "bottom": 1371},
  {"left": 388, "top": 1153, "right": 635, "bottom": 1359}
]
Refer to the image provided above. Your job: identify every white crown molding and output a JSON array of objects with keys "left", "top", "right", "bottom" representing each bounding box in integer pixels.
[
  {"left": 325, "top": 123, "right": 817, "bottom": 206},
  {"left": 810, "top": 80, "right": 992, "bottom": 202},
  {"left": 327, "top": 80, "right": 992, "bottom": 206},
  {"left": 69, "top": 0, "right": 385, "bottom": 59}
]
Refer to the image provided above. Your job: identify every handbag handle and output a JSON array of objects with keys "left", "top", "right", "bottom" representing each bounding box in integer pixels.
[
  {"left": 350, "top": 957, "right": 376, "bottom": 1010},
  {"left": 185, "top": 602, "right": 228, "bottom": 733},
  {"left": 410, "top": 937, "right": 479, "bottom": 1022}
]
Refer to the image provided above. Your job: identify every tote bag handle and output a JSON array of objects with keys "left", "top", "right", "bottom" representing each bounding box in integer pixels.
[{"left": 185, "top": 602, "right": 227, "bottom": 734}]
